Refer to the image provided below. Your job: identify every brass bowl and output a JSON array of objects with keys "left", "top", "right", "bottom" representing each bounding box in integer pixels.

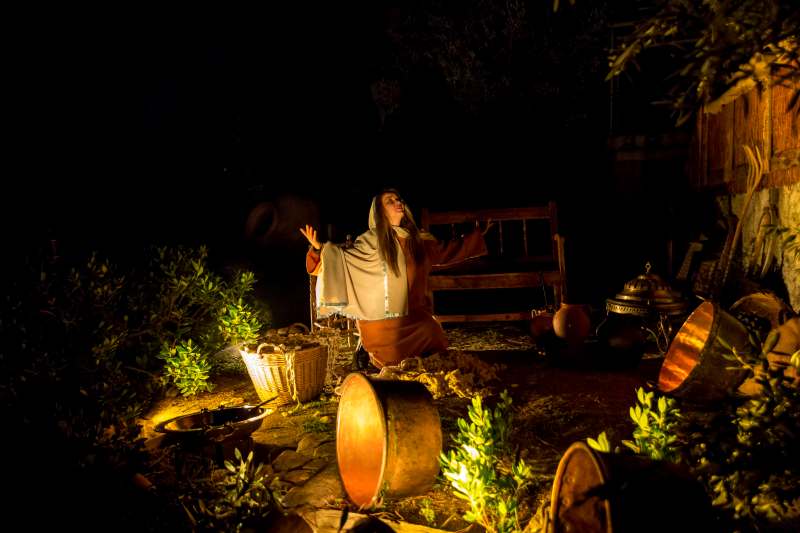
[{"left": 154, "top": 405, "right": 270, "bottom": 443}]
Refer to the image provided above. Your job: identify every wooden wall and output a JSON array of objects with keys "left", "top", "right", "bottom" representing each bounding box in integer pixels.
[{"left": 690, "top": 73, "right": 799, "bottom": 192}]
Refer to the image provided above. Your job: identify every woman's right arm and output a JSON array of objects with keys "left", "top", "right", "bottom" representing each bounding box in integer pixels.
[{"left": 300, "top": 225, "right": 323, "bottom": 275}]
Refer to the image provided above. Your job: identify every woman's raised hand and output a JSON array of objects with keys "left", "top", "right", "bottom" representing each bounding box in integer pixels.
[{"left": 300, "top": 224, "right": 321, "bottom": 250}]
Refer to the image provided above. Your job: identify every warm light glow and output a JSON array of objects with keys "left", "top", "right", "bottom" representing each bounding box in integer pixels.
[
  {"left": 150, "top": 404, "right": 197, "bottom": 429},
  {"left": 336, "top": 374, "right": 387, "bottom": 507},
  {"left": 659, "top": 301, "right": 714, "bottom": 393}
]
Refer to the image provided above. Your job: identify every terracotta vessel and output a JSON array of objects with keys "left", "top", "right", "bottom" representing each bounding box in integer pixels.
[{"left": 553, "top": 303, "right": 592, "bottom": 344}]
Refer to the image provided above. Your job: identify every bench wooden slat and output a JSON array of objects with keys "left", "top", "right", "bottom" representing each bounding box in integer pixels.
[
  {"left": 425, "top": 206, "right": 552, "bottom": 225},
  {"left": 421, "top": 203, "right": 564, "bottom": 323},
  {"left": 436, "top": 312, "right": 533, "bottom": 323},
  {"left": 429, "top": 271, "right": 562, "bottom": 290}
]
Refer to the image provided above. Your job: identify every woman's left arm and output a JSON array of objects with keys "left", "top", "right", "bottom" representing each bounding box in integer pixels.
[{"left": 427, "top": 220, "right": 492, "bottom": 269}]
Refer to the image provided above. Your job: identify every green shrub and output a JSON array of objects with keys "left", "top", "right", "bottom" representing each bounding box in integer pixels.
[{"left": 440, "top": 391, "right": 534, "bottom": 533}]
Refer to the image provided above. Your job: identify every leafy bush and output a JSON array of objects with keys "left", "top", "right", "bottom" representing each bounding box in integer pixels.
[
  {"left": 691, "top": 330, "right": 800, "bottom": 527},
  {"left": 160, "top": 339, "right": 214, "bottom": 396},
  {"left": 219, "top": 295, "right": 263, "bottom": 349},
  {"left": 621, "top": 387, "right": 683, "bottom": 463},
  {"left": 183, "top": 448, "right": 277, "bottom": 531},
  {"left": 587, "top": 325, "right": 800, "bottom": 530},
  {"left": 419, "top": 497, "right": 436, "bottom": 526},
  {"left": 2, "top": 241, "right": 270, "bottom": 524},
  {"left": 440, "top": 391, "right": 534, "bottom": 533}
]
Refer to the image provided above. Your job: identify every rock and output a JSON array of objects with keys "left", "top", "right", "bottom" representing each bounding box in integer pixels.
[
  {"left": 313, "top": 441, "right": 337, "bottom": 459},
  {"left": 298, "top": 509, "right": 478, "bottom": 533},
  {"left": 281, "top": 463, "right": 345, "bottom": 508},
  {"left": 283, "top": 469, "right": 314, "bottom": 485},
  {"left": 296, "top": 433, "right": 334, "bottom": 455},
  {"left": 270, "top": 477, "right": 296, "bottom": 495},
  {"left": 263, "top": 513, "right": 313, "bottom": 533},
  {"left": 253, "top": 423, "right": 301, "bottom": 450},
  {"left": 273, "top": 450, "right": 313, "bottom": 472},
  {"left": 301, "top": 457, "right": 330, "bottom": 476}
]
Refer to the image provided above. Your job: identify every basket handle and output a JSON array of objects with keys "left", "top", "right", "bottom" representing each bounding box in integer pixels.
[
  {"left": 256, "top": 343, "right": 285, "bottom": 355},
  {"left": 289, "top": 322, "right": 310, "bottom": 333}
]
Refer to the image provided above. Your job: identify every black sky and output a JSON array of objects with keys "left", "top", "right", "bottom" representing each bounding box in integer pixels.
[{"left": 8, "top": 3, "right": 693, "bottom": 320}]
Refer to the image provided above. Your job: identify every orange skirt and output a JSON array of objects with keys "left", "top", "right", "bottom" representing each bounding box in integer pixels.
[{"left": 357, "top": 309, "right": 448, "bottom": 368}]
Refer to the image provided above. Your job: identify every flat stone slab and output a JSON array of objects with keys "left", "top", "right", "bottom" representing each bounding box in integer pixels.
[
  {"left": 253, "top": 423, "right": 302, "bottom": 450},
  {"left": 282, "top": 469, "right": 314, "bottom": 485},
  {"left": 298, "top": 509, "right": 483, "bottom": 533},
  {"left": 300, "top": 456, "right": 331, "bottom": 475},
  {"left": 281, "top": 463, "right": 345, "bottom": 508},
  {"left": 313, "top": 441, "right": 337, "bottom": 458},
  {"left": 272, "top": 450, "right": 313, "bottom": 472},
  {"left": 296, "top": 432, "right": 334, "bottom": 455}
]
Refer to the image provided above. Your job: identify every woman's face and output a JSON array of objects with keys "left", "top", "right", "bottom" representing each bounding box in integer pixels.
[{"left": 381, "top": 192, "right": 405, "bottom": 226}]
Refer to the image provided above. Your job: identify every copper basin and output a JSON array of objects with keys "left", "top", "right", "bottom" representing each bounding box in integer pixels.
[
  {"left": 336, "top": 373, "right": 442, "bottom": 508},
  {"left": 550, "top": 441, "right": 713, "bottom": 532},
  {"left": 154, "top": 405, "right": 270, "bottom": 443},
  {"left": 658, "top": 301, "right": 753, "bottom": 402}
]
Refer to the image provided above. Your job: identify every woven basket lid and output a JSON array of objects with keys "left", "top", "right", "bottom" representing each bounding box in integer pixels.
[{"left": 606, "top": 262, "right": 689, "bottom": 317}]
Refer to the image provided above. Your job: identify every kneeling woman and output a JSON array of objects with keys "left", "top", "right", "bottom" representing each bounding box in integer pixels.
[{"left": 301, "top": 189, "right": 490, "bottom": 369}]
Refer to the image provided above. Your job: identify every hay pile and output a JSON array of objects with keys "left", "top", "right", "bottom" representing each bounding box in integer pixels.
[{"left": 378, "top": 351, "right": 505, "bottom": 399}]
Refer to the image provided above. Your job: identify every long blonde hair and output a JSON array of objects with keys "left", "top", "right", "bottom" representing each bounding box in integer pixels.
[{"left": 374, "top": 189, "right": 425, "bottom": 277}]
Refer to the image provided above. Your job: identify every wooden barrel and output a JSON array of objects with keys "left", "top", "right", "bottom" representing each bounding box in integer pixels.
[
  {"left": 336, "top": 373, "right": 442, "bottom": 508},
  {"left": 658, "top": 301, "right": 755, "bottom": 402},
  {"left": 550, "top": 442, "right": 714, "bottom": 533}
]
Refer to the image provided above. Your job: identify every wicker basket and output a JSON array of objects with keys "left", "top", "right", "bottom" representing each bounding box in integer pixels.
[{"left": 241, "top": 343, "right": 328, "bottom": 406}]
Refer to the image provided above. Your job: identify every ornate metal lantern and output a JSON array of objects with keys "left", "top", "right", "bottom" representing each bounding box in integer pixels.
[{"left": 604, "top": 263, "right": 690, "bottom": 353}]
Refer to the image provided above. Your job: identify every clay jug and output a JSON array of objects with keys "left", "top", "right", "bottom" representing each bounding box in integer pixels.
[{"left": 553, "top": 303, "right": 591, "bottom": 344}]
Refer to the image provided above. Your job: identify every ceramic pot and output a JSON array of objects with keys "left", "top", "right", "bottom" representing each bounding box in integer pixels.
[{"left": 553, "top": 303, "right": 591, "bottom": 344}]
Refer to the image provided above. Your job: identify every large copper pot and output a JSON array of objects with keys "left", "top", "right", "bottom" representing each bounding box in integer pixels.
[
  {"left": 550, "top": 442, "right": 713, "bottom": 532},
  {"left": 336, "top": 374, "right": 442, "bottom": 508},
  {"left": 658, "top": 301, "right": 754, "bottom": 402}
]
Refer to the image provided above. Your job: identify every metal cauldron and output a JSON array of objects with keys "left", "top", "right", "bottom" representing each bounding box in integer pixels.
[
  {"left": 657, "top": 301, "right": 755, "bottom": 402},
  {"left": 336, "top": 373, "right": 442, "bottom": 508},
  {"left": 154, "top": 404, "right": 271, "bottom": 443},
  {"left": 550, "top": 441, "right": 714, "bottom": 532}
]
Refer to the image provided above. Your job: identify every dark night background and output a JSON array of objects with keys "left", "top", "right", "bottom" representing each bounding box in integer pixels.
[{"left": 8, "top": 2, "right": 698, "bottom": 325}]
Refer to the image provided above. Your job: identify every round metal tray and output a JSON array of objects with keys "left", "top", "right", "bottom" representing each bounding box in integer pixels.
[{"left": 154, "top": 405, "right": 270, "bottom": 443}]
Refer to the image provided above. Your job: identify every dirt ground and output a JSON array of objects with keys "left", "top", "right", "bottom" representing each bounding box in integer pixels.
[
  {"left": 380, "top": 345, "right": 663, "bottom": 530},
  {"left": 140, "top": 323, "right": 664, "bottom": 531}
]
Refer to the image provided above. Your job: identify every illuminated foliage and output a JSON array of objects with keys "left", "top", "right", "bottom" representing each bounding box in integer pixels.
[
  {"left": 606, "top": 0, "right": 800, "bottom": 125},
  {"left": 440, "top": 391, "right": 534, "bottom": 533}
]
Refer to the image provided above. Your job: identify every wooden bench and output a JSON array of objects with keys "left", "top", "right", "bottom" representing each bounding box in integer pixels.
[{"left": 420, "top": 202, "right": 564, "bottom": 323}]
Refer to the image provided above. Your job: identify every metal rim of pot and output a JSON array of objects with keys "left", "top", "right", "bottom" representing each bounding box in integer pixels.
[{"left": 154, "top": 405, "right": 271, "bottom": 440}]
